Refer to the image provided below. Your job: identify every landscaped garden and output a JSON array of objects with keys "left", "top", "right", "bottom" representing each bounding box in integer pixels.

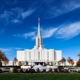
[{"left": 1, "top": 49, "right": 80, "bottom": 80}]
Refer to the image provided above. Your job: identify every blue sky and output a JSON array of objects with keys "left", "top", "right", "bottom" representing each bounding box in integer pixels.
[{"left": 0, "top": 0, "right": 80, "bottom": 61}]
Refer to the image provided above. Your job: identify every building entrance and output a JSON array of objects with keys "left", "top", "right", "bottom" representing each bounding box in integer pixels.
[{"left": 35, "top": 62, "right": 44, "bottom": 65}]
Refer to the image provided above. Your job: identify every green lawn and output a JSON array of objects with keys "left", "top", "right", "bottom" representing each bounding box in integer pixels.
[{"left": 0, "top": 73, "right": 80, "bottom": 80}]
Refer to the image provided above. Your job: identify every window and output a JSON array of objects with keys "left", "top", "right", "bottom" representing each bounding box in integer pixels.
[
  {"left": 29, "top": 52, "right": 31, "bottom": 60},
  {"left": 47, "top": 52, "right": 49, "bottom": 61},
  {"left": 54, "top": 51, "right": 56, "bottom": 60},
  {"left": 38, "top": 52, "right": 40, "bottom": 60}
]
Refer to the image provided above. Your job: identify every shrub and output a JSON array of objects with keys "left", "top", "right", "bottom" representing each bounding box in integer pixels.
[
  {"left": 0, "top": 62, "right": 2, "bottom": 66},
  {"left": 42, "top": 69, "right": 46, "bottom": 73},
  {"left": 13, "top": 68, "right": 18, "bottom": 73},
  {"left": 18, "top": 61, "right": 22, "bottom": 66},
  {"left": 54, "top": 69, "right": 59, "bottom": 73},
  {"left": 59, "top": 69, "right": 64, "bottom": 73},
  {"left": 78, "top": 70, "right": 80, "bottom": 73},
  {"left": 48, "top": 68, "right": 53, "bottom": 73},
  {"left": 25, "top": 69, "right": 29, "bottom": 73},
  {"left": 58, "top": 66, "right": 64, "bottom": 70},
  {"left": 73, "top": 70, "right": 77, "bottom": 72},
  {"left": 20, "top": 69, "right": 23, "bottom": 73},
  {"left": 22, "top": 69, "right": 26, "bottom": 73},
  {"left": 17, "top": 69, "right": 21, "bottom": 73},
  {"left": 0, "top": 68, "right": 2, "bottom": 73},
  {"left": 36, "top": 68, "right": 40, "bottom": 73},
  {"left": 63, "top": 69, "right": 69, "bottom": 73},
  {"left": 28, "top": 69, "right": 36, "bottom": 73}
]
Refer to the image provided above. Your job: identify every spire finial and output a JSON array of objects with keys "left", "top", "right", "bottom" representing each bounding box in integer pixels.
[{"left": 38, "top": 18, "right": 40, "bottom": 36}]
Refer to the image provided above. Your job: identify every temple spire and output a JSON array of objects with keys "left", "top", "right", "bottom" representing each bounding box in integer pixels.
[
  {"left": 38, "top": 18, "right": 40, "bottom": 37},
  {"left": 34, "top": 18, "right": 44, "bottom": 49}
]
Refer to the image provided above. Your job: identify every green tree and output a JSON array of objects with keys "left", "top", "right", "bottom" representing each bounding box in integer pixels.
[
  {"left": 50, "top": 62, "right": 53, "bottom": 66},
  {"left": 26, "top": 61, "right": 28, "bottom": 65}
]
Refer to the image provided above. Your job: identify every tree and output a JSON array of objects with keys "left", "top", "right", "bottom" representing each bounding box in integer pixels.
[
  {"left": 0, "top": 50, "right": 5, "bottom": 61},
  {"left": 3, "top": 57, "right": 9, "bottom": 66},
  {"left": 0, "top": 50, "right": 6, "bottom": 66},
  {"left": 58, "top": 61, "right": 61, "bottom": 66},
  {"left": 77, "top": 53, "right": 80, "bottom": 59},
  {"left": 0, "top": 61, "right": 2, "bottom": 66},
  {"left": 76, "top": 59, "right": 80, "bottom": 67},
  {"left": 26, "top": 61, "right": 28, "bottom": 66},
  {"left": 18, "top": 61, "right": 22, "bottom": 66},
  {"left": 76, "top": 53, "right": 80, "bottom": 67},
  {"left": 67, "top": 57, "right": 74, "bottom": 66},
  {"left": 70, "top": 60, "right": 74, "bottom": 66},
  {"left": 50, "top": 62, "right": 53, "bottom": 66},
  {"left": 13, "top": 57, "right": 18, "bottom": 66},
  {"left": 59, "top": 57, "right": 66, "bottom": 66}
]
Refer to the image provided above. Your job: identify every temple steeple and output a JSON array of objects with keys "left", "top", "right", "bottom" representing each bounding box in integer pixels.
[{"left": 34, "top": 18, "right": 44, "bottom": 49}]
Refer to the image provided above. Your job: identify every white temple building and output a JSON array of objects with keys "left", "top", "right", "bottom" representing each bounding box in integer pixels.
[{"left": 17, "top": 18, "right": 62, "bottom": 65}]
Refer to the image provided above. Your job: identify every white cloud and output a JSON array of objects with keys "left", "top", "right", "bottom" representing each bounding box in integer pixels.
[
  {"left": 0, "top": 9, "right": 22, "bottom": 23},
  {"left": 45, "top": 0, "right": 80, "bottom": 18},
  {"left": 11, "top": 19, "right": 21, "bottom": 23},
  {"left": 30, "top": 27, "right": 58, "bottom": 39},
  {"left": 0, "top": 7, "right": 35, "bottom": 23},
  {"left": 41, "top": 28, "right": 58, "bottom": 38},
  {"left": 14, "top": 22, "right": 80, "bottom": 40},
  {"left": 56, "top": 22, "right": 80, "bottom": 39},
  {"left": 0, "top": 10, "right": 13, "bottom": 20},
  {"left": 23, "top": 32, "right": 36, "bottom": 39},
  {"left": 11, "top": 7, "right": 23, "bottom": 18},
  {"left": 13, "top": 34, "right": 21, "bottom": 37},
  {"left": 22, "top": 9, "right": 35, "bottom": 19},
  {"left": 14, "top": 32, "right": 36, "bottom": 40},
  {"left": 0, "top": 48, "right": 12, "bottom": 52},
  {"left": 63, "top": 0, "right": 80, "bottom": 10},
  {"left": 14, "top": 27, "right": 58, "bottom": 40}
]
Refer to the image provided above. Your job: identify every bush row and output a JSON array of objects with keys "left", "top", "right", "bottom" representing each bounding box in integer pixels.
[
  {"left": 13, "top": 68, "right": 53, "bottom": 73},
  {"left": 13, "top": 68, "right": 70, "bottom": 73},
  {"left": 2, "top": 68, "right": 80, "bottom": 73}
]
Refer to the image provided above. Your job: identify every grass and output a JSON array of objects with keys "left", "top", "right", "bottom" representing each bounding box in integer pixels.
[{"left": 0, "top": 73, "right": 80, "bottom": 80}]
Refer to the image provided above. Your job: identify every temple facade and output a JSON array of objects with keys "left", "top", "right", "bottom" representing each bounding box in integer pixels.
[{"left": 17, "top": 18, "right": 62, "bottom": 65}]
